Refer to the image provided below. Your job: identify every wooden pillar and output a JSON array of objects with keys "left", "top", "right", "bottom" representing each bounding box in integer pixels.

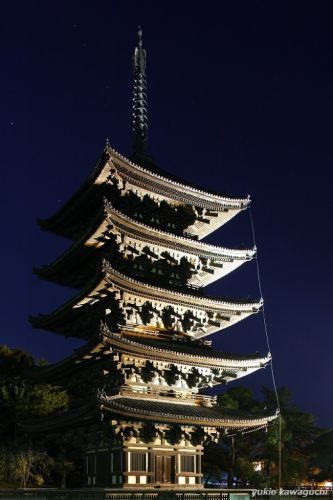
[
  {"left": 123, "top": 450, "right": 129, "bottom": 485},
  {"left": 197, "top": 447, "right": 202, "bottom": 485},
  {"left": 148, "top": 447, "right": 154, "bottom": 485},
  {"left": 175, "top": 449, "right": 180, "bottom": 485}
]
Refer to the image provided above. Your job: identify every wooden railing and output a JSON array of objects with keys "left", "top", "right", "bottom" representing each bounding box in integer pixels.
[{"left": 118, "top": 385, "right": 217, "bottom": 406}]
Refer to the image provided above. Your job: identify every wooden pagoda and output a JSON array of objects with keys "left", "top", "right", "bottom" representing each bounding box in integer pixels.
[{"left": 27, "top": 29, "right": 277, "bottom": 489}]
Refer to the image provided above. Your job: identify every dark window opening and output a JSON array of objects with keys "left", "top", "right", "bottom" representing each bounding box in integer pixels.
[
  {"left": 180, "top": 454, "right": 195, "bottom": 473},
  {"left": 87, "top": 453, "right": 96, "bottom": 474},
  {"left": 131, "top": 452, "right": 146, "bottom": 471}
]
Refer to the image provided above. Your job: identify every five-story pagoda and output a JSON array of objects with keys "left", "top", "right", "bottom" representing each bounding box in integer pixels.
[{"left": 27, "top": 29, "right": 277, "bottom": 489}]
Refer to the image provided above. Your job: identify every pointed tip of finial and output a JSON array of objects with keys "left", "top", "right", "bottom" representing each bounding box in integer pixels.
[{"left": 137, "top": 26, "right": 143, "bottom": 47}]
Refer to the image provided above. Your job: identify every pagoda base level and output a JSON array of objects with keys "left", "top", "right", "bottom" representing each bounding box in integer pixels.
[
  {"left": 86, "top": 448, "right": 203, "bottom": 488},
  {"left": 86, "top": 423, "right": 205, "bottom": 489}
]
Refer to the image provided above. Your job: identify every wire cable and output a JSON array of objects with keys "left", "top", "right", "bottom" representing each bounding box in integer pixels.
[{"left": 249, "top": 206, "right": 282, "bottom": 490}]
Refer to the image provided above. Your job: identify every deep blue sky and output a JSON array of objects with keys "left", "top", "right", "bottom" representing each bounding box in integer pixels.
[{"left": 1, "top": 1, "right": 332, "bottom": 427}]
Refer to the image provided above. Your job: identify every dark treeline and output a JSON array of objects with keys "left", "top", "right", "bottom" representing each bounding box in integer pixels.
[
  {"left": 0, "top": 345, "right": 332, "bottom": 489},
  {"left": 203, "top": 387, "right": 333, "bottom": 488}
]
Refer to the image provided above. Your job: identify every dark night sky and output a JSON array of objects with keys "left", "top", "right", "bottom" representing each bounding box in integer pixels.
[{"left": 1, "top": 1, "right": 332, "bottom": 427}]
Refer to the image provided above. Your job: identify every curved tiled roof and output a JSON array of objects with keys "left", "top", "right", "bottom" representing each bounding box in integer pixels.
[
  {"left": 30, "top": 262, "right": 262, "bottom": 338},
  {"left": 103, "top": 326, "right": 271, "bottom": 369},
  {"left": 21, "top": 396, "right": 278, "bottom": 433},
  {"left": 39, "top": 145, "right": 249, "bottom": 238},
  {"left": 107, "top": 146, "right": 250, "bottom": 210},
  {"left": 100, "top": 395, "right": 278, "bottom": 428},
  {"left": 105, "top": 202, "right": 255, "bottom": 260},
  {"left": 35, "top": 200, "right": 255, "bottom": 288},
  {"left": 24, "top": 324, "right": 270, "bottom": 384},
  {"left": 101, "top": 261, "right": 262, "bottom": 311}
]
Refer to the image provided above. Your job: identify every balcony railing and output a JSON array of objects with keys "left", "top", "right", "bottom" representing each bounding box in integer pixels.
[{"left": 118, "top": 385, "right": 217, "bottom": 406}]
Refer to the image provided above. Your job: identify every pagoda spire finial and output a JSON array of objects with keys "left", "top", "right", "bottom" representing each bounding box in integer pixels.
[
  {"left": 137, "top": 25, "right": 143, "bottom": 48},
  {"left": 132, "top": 26, "right": 148, "bottom": 156}
]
